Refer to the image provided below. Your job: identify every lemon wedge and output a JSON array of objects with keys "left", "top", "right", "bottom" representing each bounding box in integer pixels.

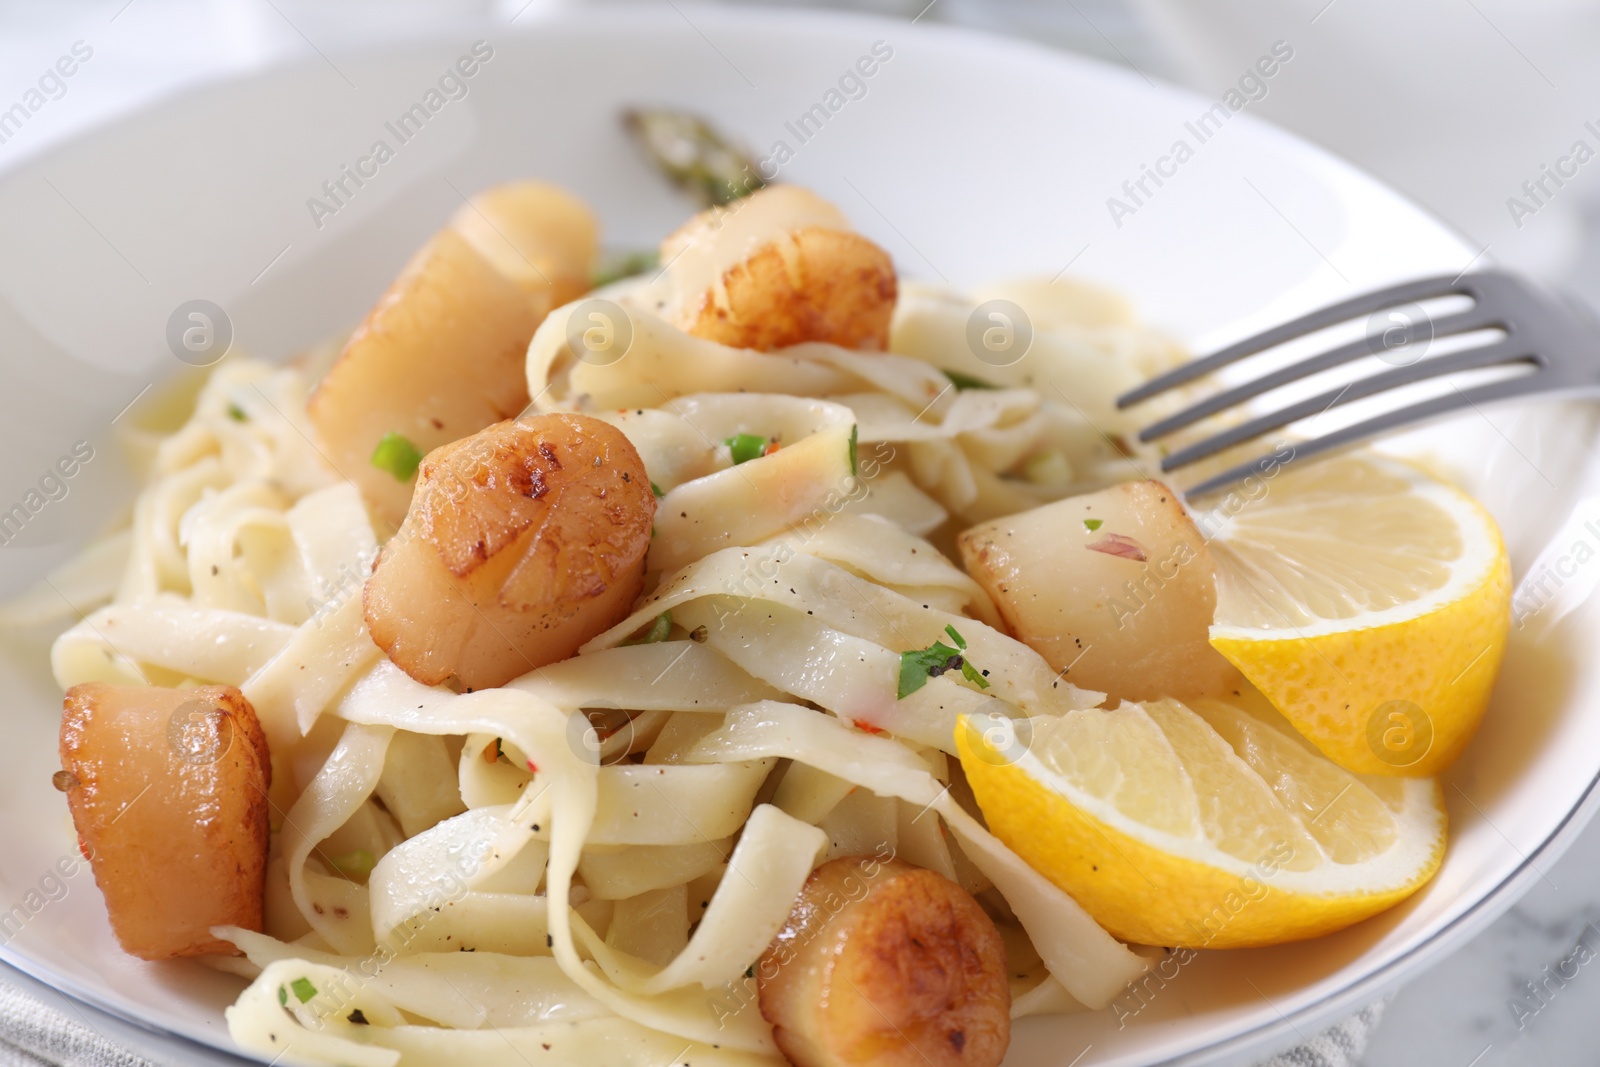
[
  {"left": 955, "top": 690, "right": 1446, "bottom": 948},
  {"left": 1201, "top": 452, "right": 1511, "bottom": 777}
]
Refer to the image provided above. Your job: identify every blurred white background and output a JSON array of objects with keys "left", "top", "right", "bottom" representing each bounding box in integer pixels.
[
  {"left": 5, "top": 0, "right": 1600, "bottom": 297},
  {"left": 4, "top": 1, "right": 1600, "bottom": 1064}
]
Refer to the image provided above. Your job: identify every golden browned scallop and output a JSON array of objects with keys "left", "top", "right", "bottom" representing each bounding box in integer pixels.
[
  {"left": 659, "top": 185, "right": 896, "bottom": 351},
  {"left": 364, "top": 413, "right": 654, "bottom": 690},
  {"left": 758, "top": 856, "right": 1010, "bottom": 1067},
  {"left": 58, "top": 683, "right": 270, "bottom": 960},
  {"left": 450, "top": 182, "right": 597, "bottom": 302},
  {"left": 309, "top": 183, "right": 598, "bottom": 529},
  {"left": 958, "top": 480, "right": 1242, "bottom": 703}
]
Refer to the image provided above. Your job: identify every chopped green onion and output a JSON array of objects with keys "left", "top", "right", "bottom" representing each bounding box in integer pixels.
[
  {"left": 626, "top": 611, "right": 672, "bottom": 645},
  {"left": 290, "top": 977, "right": 318, "bottom": 1004},
  {"left": 650, "top": 481, "right": 665, "bottom": 499},
  {"left": 1022, "top": 448, "right": 1072, "bottom": 488},
  {"left": 848, "top": 424, "right": 858, "bottom": 476},
  {"left": 897, "top": 631, "right": 990, "bottom": 699},
  {"left": 592, "top": 249, "right": 660, "bottom": 288},
  {"left": 371, "top": 432, "right": 423, "bottom": 482},
  {"left": 226, "top": 403, "right": 248, "bottom": 422},
  {"left": 724, "top": 433, "right": 769, "bottom": 466},
  {"left": 644, "top": 612, "right": 671, "bottom": 642},
  {"left": 277, "top": 985, "right": 288, "bottom": 1007},
  {"left": 328, "top": 849, "right": 376, "bottom": 879},
  {"left": 1083, "top": 518, "right": 1103, "bottom": 532},
  {"left": 944, "top": 369, "right": 998, "bottom": 391}
]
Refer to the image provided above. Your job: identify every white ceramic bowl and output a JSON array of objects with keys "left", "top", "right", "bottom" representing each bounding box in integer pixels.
[{"left": 1, "top": 7, "right": 1597, "bottom": 1065}]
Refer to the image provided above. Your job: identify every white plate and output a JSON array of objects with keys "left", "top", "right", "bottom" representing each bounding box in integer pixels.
[{"left": 1, "top": 6, "right": 1597, "bottom": 1065}]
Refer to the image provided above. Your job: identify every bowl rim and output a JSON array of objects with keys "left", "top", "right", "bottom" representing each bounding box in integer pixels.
[{"left": 0, "top": 5, "right": 1589, "bottom": 1065}]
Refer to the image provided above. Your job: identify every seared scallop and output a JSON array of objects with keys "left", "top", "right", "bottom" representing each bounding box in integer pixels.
[
  {"left": 363, "top": 413, "right": 655, "bottom": 690},
  {"left": 309, "top": 182, "right": 597, "bottom": 528},
  {"left": 659, "top": 185, "right": 896, "bottom": 352},
  {"left": 58, "top": 683, "right": 270, "bottom": 959},
  {"left": 758, "top": 856, "right": 1010, "bottom": 1067},
  {"left": 959, "top": 480, "right": 1242, "bottom": 703}
]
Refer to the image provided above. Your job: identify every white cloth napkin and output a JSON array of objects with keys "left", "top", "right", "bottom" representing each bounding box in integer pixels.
[{"left": 0, "top": 981, "right": 157, "bottom": 1067}]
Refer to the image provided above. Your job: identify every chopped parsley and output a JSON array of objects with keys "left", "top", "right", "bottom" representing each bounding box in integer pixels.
[
  {"left": 277, "top": 985, "right": 287, "bottom": 1007},
  {"left": 370, "top": 431, "right": 423, "bottom": 482},
  {"left": 650, "top": 481, "right": 665, "bottom": 499},
  {"left": 724, "top": 433, "right": 770, "bottom": 466},
  {"left": 226, "top": 402, "right": 248, "bottom": 422},
  {"left": 1083, "top": 518, "right": 1103, "bottom": 532},
  {"left": 848, "top": 424, "right": 858, "bottom": 476},
  {"left": 944, "top": 369, "right": 998, "bottom": 391},
  {"left": 328, "top": 849, "right": 376, "bottom": 879},
  {"left": 626, "top": 611, "right": 672, "bottom": 645},
  {"left": 897, "top": 627, "right": 991, "bottom": 699},
  {"left": 290, "top": 977, "right": 318, "bottom": 1004}
]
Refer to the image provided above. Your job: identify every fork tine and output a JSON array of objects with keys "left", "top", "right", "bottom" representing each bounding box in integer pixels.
[
  {"left": 1160, "top": 341, "right": 1538, "bottom": 474},
  {"left": 1138, "top": 304, "right": 1504, "bottom": 441},
  {"left": 1183, "top": 368, "right": 1559, "bottom": 498},
  {"left": 1117, "top": 273, "right": 1476, "bottom": 409}
]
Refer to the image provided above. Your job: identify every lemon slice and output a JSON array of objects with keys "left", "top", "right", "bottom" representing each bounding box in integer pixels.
[
  {"left": 955, "top": 690, "right": 1446, "bottom": 948},
  {"left": 1200, "top": 452, "right": 1511, "bottom": 776}
]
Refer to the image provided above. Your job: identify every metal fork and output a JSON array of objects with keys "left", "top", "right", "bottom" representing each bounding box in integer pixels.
[{"left": 1116, "top": 270, "right": 1600, "bottom": 496}]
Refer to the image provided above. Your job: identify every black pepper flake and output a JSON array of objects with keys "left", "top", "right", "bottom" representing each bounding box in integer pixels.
[
  {"left": 348, "top": 1009, "right": 369, "bottom": 1025},
  {"left": 547, "top": 934, "right": 554, "bottom": 947}
]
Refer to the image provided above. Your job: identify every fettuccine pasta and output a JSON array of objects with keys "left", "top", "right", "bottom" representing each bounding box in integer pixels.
[{"left": 38, "top": 188, "right": 1187, "bottom": 1067}]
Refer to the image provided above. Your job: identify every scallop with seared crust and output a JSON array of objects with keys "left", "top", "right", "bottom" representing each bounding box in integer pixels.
[
  {"left": 758, "top": 855, "right": 1010, "bottom": 1067},
  {"left": 659, "top": 185, "right": 897, "bottom": 352},
  {"left": 363, "top": 413, "right": 655, "bottom": 690},
  {"left": 58, "top": 683, "right": 271, "bottom": 959},
  {"left": 959, "top": 479, "right": 1242, "bottom": 703},
  {"left": 309, "top": 183, "right": 597, "bottom": 528}
]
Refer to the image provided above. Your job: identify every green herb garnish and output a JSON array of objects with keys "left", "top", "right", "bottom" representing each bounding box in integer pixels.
[
  {"left": 650, "top": 481, "right": 665, "bottom": 499},
  {"left": 944, "top": 369, "right": 998, "bottom": 391},
  {"left": 626, "top": 611, "right": 672, "bottom": 645},
  {"left": 1083, "top": 518, "right": 1103, "bottom": 532},
  {"left": 848, "top": 424, "right": 858, "bottom": 476},
  {"left": 328, "top": 849, "right": 376, "bottom": 879},
  {"left": 290, "top": 977, "right": 318, "bottom": 1004},
  {"left": 371, "top": 432, "right": 423, "bottom": 482},
  {"left": 227, "top": 403, "right": 248, "bottom": 422},
  {"left": 725, "top": 433, "right": 770, "bottom": 466},
  {"left": 897, "top": 627, "right": 990, "bottom": 699},
  {"left": 277, "top": 985, "right": 288, "bottom": 1007}
]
